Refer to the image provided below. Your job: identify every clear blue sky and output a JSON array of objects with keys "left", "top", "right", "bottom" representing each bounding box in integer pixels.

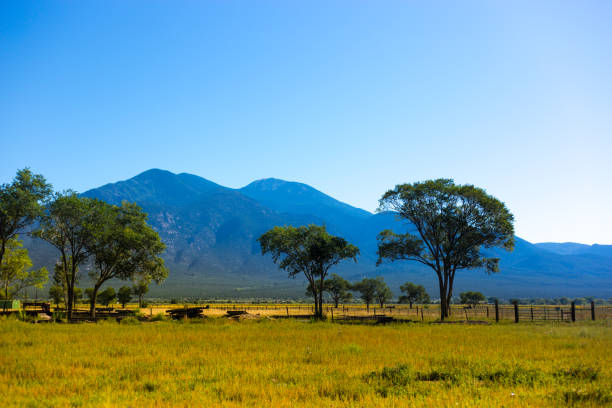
[{"left": 1, "top": 1, "right": 611, "bottom": 244}]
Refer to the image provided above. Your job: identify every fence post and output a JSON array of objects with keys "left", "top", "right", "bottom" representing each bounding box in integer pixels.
[
  {"left": 494, "top": 300, "right": 499, "bottom": 323},
  {"left": 571, "top": 302, "right": 576, "bottom": 322},
  {"left": 514, "top": 302, "right": 519, "bottom": 323},
  {"left": 286, "top": 306, "right": 289, "bottom": 316},
  {"left": 530, "top": 306, "right": 534, "bottom": 321},
  {"left": 591, "top": 301, "right": 595, "bottom": 321},
  {"left": 331, "top": 309, "right": 334, "bottom": 322}
]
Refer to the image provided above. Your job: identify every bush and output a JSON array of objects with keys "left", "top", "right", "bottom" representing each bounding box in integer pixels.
[
  {"left": 150, "top": 313, "right": 168, "bottom": 322},
  {"left": 119, "top": 316, "right": 141, "bottom": 325}
]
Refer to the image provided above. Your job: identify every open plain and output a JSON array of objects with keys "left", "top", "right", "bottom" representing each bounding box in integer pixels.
[{"left": 1, "top": 317, "right": 611, "bottom": 407}]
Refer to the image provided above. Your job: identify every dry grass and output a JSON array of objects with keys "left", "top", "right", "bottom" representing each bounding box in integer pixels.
[{"left": 1, "top": 317, "right": 611, "bottom": 407}]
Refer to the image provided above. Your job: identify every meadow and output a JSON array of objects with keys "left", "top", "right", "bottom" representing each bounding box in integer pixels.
[{"left": 1, "top": 317, "right": 611, "bottom": 407}]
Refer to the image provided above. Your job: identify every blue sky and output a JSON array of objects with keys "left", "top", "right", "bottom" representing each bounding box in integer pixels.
[{"left": 1, "top": 1, "right": 611, "bottom": 244}]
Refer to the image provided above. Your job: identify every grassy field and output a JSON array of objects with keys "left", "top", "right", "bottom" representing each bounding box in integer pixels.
[{"left": 1, "top": 318, "right": 611, "bottom": 407}]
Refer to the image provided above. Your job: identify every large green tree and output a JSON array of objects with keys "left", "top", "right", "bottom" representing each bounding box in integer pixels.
[
  {"left": 377, "top": 179, "right": 514, "bottom": 320},
  {"left": 258, "top": 225, "right": 359, "bottom": 319},
  {"left": 0, "top": 168, "right": 52, "bottom": 268},
  {"left": 399, "top": 282, "right": 430, "bottom": 308},
  {"left": 0, "top": 238, "right": 48, "bottom": 301},
  {"left": 34, "top": 192, "right": 96, "bottom": 320},
  {"left": 85, "top": 200, "right": 167, "bottom": 318}
]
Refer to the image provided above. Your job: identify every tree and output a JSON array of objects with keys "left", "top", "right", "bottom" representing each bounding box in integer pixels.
[
  {"left": 132, "top": 279, "right": 149, "bottom": 308},
  {"left": 306, "top": 274, "right": 353, "bottom": 307},
  {"left": 377, "top": 179, "right": 514, "bottom": 321},
  {"left": 0, "top": 238, "right": 48, "bottom": 302},
  {"left": 117, "top": 286, "right": 132, "bottom": 308},
  {"left": 85, "top": 200, "right": 167, "bottom": 318},
  {"left": 0, "top": 168, "right": 52, "bottom": 268},
  {"left": 73, "top": 287, "right": 83, "bottom": 305},
  {"left": 374, "top": 278, "right": 393, "bottom": 307},
  {"left": 98, "top": 287, "right": 116, "bottom": 307},
  {"left": 49, "top": 285, "right": 63, "bottom": 308},
  {"left": 399, "top": 282, "right": 430, "bottom": 308},
  {"left": 34, "top": 192, "right": 96, "bottom": 320},
  {"left": 258, "top": 225, "right": 359, "bottom": 319},
  {"left": 459, "top": 291, "right": 486, "bottom": 305},
  {"left": 85, "top": 288, "right": 95, "bottom": 305},
  {"left": 324, "top": 274, "right": 353, "bottom": 307},
  {"left": 353, "top": 277, "right": 379, "bottom": 311}
]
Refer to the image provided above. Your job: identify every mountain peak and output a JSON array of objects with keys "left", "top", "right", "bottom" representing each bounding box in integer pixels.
[{"left": 240, "top": 178, "right": 371, "bottom": 220}]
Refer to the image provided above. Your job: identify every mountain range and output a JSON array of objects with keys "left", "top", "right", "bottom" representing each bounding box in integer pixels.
[{"left": 26, "top": 169, "right": 612, "bottom": 299}]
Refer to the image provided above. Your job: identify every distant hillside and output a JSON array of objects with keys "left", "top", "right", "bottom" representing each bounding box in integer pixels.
[
  {"left": 535, "top": 242, "right": 612, "bottom": 258},
  {"left": 24, "top": 169, "right": 612, "bottom": 299}
]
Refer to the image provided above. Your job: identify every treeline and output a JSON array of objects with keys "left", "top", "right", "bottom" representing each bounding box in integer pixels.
[{"left": 0, "top": 169, "right": 167, "bottom": 319}]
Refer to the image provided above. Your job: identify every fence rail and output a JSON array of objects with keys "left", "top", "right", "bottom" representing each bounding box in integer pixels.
[{"left": 155, "top": 301, "right": 612, "bottom": 323}]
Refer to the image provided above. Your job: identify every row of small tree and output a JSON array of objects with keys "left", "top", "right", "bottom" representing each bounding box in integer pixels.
[
  {"left": 306, "top": 274, "right": 431, "bottom": 310},
  {"left": 0, "top": 169, "right": 167, "bottom": 319},
  {"left": 49, "top": 282, "right": 150, "bottom": 309}
]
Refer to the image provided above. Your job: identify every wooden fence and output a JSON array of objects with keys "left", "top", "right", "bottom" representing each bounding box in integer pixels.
[{"left": 158, "top": 301, "right": 612, "bottom": 323}]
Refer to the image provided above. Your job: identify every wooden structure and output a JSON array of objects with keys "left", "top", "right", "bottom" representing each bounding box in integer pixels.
[{"left": 166, "top": 307, "right": 205, "bottom": 319}]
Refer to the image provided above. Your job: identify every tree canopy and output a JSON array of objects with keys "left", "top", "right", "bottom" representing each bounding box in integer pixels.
[
  {"left": 0, "top": 238, "right": 48, "bottom": 301},
  {"left": 306, "top": 273, "right": 353, "bottom": 307},
  {"left": 0, "top": 168, "right": 52, "bottom": 267},
  {"left": 353, "top": 277, "right": 390, "bottom": 310},
  {"left": 34, "top": 192, "right": 96, "bottom": 319},
  {"left": 399, "top": 282, "right": 430, "bottom": 308},
  {"left": 85, "top": 200, "right": 167, "bottom": 317},
  {"left": 377, "top": 179, "right": 514, "bottom": 320},
  {"left": 258, "top": 224, "right": 359, "bottom": 318},
  {"left": 459, "top": 291, "right": 486, "bottom": 305}
]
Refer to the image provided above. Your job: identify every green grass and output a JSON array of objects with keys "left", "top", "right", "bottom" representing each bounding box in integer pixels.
[{"left": 1, "top": 317, "right": 611, "bottom": 407}]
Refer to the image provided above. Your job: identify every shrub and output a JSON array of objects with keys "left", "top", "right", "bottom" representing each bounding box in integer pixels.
[{"left": 119, "top": 316, "right": 141, "bottom": 325}]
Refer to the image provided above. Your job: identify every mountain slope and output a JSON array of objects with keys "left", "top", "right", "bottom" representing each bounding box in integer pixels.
[{"left": 535, "top": 242, "right": 612, "bottom": 259}]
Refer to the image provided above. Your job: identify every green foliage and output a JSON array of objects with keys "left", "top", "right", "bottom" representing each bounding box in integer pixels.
[
  {"left": 117, "top": 286, "right": 132, "bottom": 308},
  {"left": 377, "top": 179, "right": 514, "bottom": 320},
  {"left": 48, "top": 285, "right": 63, "bottom": 307},
  {"left": 0, "top": 238, "right": 48, "bottom": 300},
  {"left": 85, "top": 200, "right": 167, "bottom": 317},
  {"left": 399, "top": 282, "right": 430, "bottom": 307},
  {"left": 132, "top": 279, "right": 149, "bottom": 308},
  {"left": 353, "top": 277, "right": 391, "bottom": 309},
  {"left": 258, "top": 224, "right": 359, "bottom": 318},
  {"left": 0, "top": 168, "right": 52, "bottom": 268},
  {"left": 306, "top": 274, "right": 353, "bottom": 307},
  {"left": 459, "top": 291, "right": 486, "bottom": 305},
  {"left": 119, "top": 316, "right": 141, "bottom": 325},
  {"left": 98, "top": 287, "right": 116, "bottom": 307},
  {"left": 34, "top": 192, "right": 96, "bottom": 318},
  {"left": 150, "top": 313, "right": 168, "bottom": 322},
  {"left": 85, "top": 288, "right": 95, "bottom": 304}
]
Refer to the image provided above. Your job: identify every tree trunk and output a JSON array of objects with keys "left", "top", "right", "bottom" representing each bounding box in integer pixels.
[
  {"left": 90, "top": 282, "right": 102, "bottom": 319},
  {"left": 409, "top": 300, "right": 413, "bottom": 309},
  {"left": 138, "top": 294, "right": 143, "bottom": 308},
  {"left": 439, "top": 284, "right": 447, "bottom": 321}
]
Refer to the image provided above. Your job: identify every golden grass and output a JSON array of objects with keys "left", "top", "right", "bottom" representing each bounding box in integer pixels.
[{"left": 1, "top": 317, "right": 611, "bottom": 407}]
